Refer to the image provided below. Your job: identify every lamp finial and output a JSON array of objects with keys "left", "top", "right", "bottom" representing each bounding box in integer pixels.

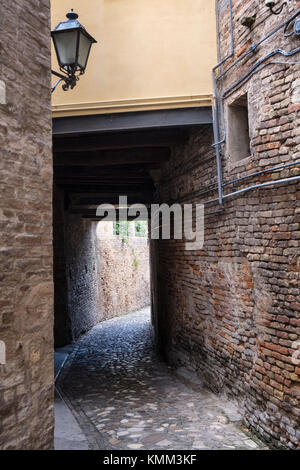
[{"left": 66, "top": 9, "right": 79, "bottom": 20}]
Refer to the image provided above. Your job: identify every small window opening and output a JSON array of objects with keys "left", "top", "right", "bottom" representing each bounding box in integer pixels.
[{"left": 227, "top": 93, "right": 250, "bottom": 163}]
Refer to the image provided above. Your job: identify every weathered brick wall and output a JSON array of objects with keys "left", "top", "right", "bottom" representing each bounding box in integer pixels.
[
  {"left": 98, "top": 223, "right": 150, "bottom": 318},
  {"left": 53, "top": 205, "right": 102, "bottom": 346},
  {"left": 153, "top": 1, "right": 300, "bottom": 449},
  {"left": 65, "top": 216, "right": 102, "bottom": 342},
  {"left": 53, "top": 217, "right": 150, "bottom": 346},
  {"left": 0, "top": 1, "right": 53, "bottom": 450}
]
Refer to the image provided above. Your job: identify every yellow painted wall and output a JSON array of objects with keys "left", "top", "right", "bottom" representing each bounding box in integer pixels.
[{"left": 51, "top": 0, "right": 217, "bottom": 117}]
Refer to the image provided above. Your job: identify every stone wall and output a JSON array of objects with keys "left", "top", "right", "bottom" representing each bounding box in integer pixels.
[
  {"left": 0, "top": 0, "right": 53, "bottom": 450},
  {"left": 153, "top": 1, "right": 300, "bottom": 449},
  {"left": 97, "top": 222, "right": 150, "bottom": 318}
]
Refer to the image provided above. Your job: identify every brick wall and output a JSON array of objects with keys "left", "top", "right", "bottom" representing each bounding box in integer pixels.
[
  {"left": 98, "top": 222, "right": 150, "bottom": 318},
  {"left": 0, "top": 1, "right": 53, "bottom": 450},
  {"left": 65, "top": 216, "right": 102, "bottom": 342},
  {"left": 53, "top": 204, "right": 102, "bottom": 346},
  {"left": 53, "top": 215, "right": 150, "bottom": 347},
  {"left": 153, "top": 1, "right": 300, "bottom": 449},
  {"left": 53, "top": 187, "right": 71, "bottom": 347}
]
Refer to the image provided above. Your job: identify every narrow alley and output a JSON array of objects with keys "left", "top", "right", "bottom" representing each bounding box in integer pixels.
[
  {"left": 2, "top": 0, "right": 300, "bottom": 453},
  {"left": 55, "top": 308, "right": 268, "bottom": 450}
]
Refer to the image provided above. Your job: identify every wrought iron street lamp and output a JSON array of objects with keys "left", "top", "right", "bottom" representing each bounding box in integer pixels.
[{"left": 51, "top": 9, "right": 97, "bottom": 93}]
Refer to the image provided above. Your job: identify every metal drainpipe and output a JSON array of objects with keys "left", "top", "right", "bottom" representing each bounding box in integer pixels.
[
  {"left": 218, "top": 9, "right": 300, "bottom": 82},
  {"left": 211, "top": 4, "right": 300, "bottom": 209},
  {"left": 222, "top": 47, "right": 300, "bottom": 99},
  {"left": 212, "top": 94, "right": 224, "bottom": 209},
  {"left": 214, "top": 0, "right": 234, "bottom": 70},
  {"left": 223, "top": 160, "right": 300, "bottom": 188},
  {"left": 212, "top": 0, "right": 234, "bottom": 209},
  {"left": 220, "top": 175, "right": 300, "bottom": 203},
  {"left": 203, "top": 176, "right": 300, "bottom": 207}
]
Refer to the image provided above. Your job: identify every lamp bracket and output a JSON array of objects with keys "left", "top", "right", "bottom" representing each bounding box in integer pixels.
[{"left": 51, "top": 69, "right": 79, "bottom": 93}]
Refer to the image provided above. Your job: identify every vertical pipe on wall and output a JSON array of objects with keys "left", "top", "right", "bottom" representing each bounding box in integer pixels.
[
  {"left": 214, "top": 0, "right": 234, "bottom": 70},
  {"left": 212, "top": 96, "right": 224, "bottom": 209},
  {"left": 212, "top": 0, "right": 234, "bottom": 208}
]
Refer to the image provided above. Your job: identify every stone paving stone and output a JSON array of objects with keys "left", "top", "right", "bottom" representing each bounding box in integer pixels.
[{"left": 57, "top": 307, "right": 269, "bottom": 450}]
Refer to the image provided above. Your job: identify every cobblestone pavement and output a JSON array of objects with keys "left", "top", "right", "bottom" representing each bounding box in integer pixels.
[{"left": 57, "top": 307, "right": 268, "bottom": 450}]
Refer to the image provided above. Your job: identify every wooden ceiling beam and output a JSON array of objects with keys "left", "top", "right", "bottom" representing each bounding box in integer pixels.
[
  {"left": 69, "top": 207, "right": 149, "bottom": 218},
  {"left": 54, "top": 167, "right": 154, "bottom": 178},
  {"left": 53, "top": 129, "right": 189, "bottom": 152},
  {"left": 54, "top": 147, "right": 171, "bottom": 166},
  {"left": 68, "top": 196, "right": 152, "bottom": 208},
  {"left": 56, "top": 180, "right": 154, "bottom": 189},
  {"left": 53, "top": 108, "right": 212, "bottom": 137}
]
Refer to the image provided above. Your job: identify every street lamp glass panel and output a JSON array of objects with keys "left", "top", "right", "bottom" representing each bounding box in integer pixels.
[
  {"left": 78, "top": 32, "right": 92, "bottom": 69},
  {"left": 53, "top": 31, "right": 78, "bottom": 68},
  {"left": 51, "top": 9, "right": 97, "bottom": 89}
]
